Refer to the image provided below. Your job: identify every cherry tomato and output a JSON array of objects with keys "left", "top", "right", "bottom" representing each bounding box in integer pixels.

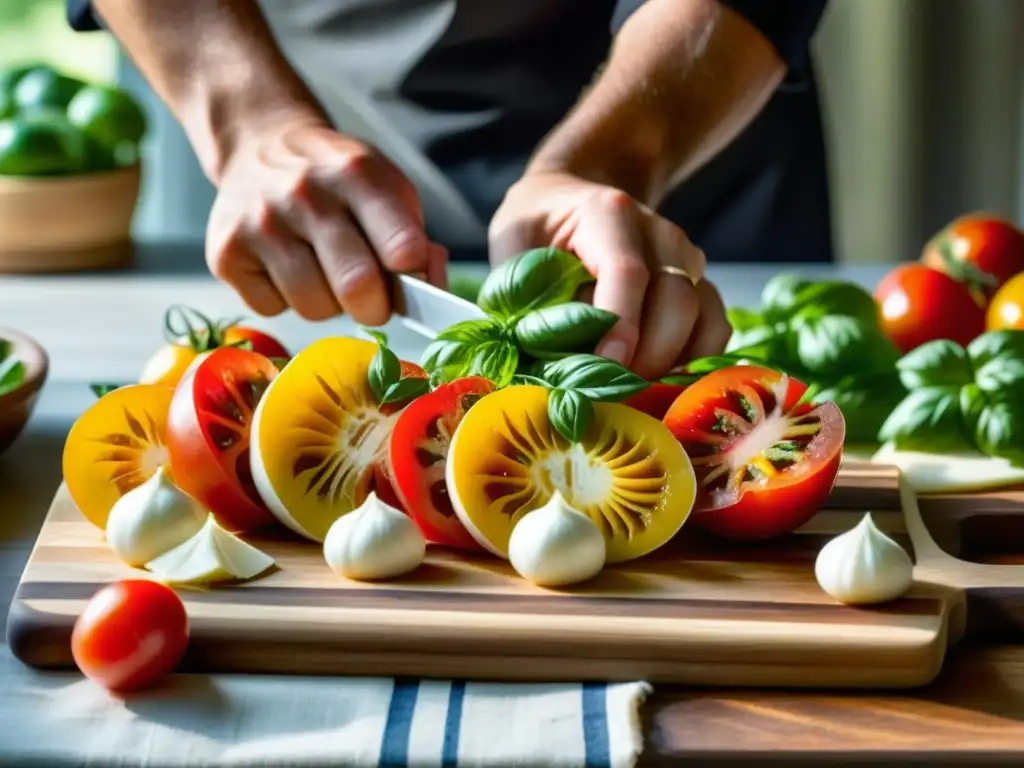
[
  {"left": 663, "top": 365, "right": 845, "bottom": 540},
  {"left": 140, "top": 305, "right": 289, "bottom": 389},
  {"left": 986, "top": 272, "right": 1024, "bottom": 330},
  {"left": 167, "top": 346, "right": 279, "bottom": 532},
  {"left": 874, "top": 263, "right": 986, "bottom": 354},
  {"left": 71, "top": 579, "right": 189, "bottom": 693},
  {"left": 387, "top": 376, "right": 495, "bottom": 549},
  {"left": 922, "top": 214, "right": 1024, "bottom": 297},
  {"left": 624, "top": 382, "right": 687, "bottom": 420}
]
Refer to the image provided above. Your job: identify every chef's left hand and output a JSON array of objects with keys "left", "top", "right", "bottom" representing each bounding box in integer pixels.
[{"left": 489, "top": 171, "right": 733, "bottom": 380}]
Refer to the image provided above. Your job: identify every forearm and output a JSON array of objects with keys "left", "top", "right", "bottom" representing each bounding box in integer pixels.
[
  {"left": 526, "top": 0, "right": 786, "bottom": 207},
  {"left": 92, "top": 0, "right": 326, "bottom": 182}
]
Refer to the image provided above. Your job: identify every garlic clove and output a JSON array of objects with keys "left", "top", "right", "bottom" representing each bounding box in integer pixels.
[
  {"left": 146, "top": 513, "right": 275, "bottom": 584},
  {"left": 323, "top": 491, "right": 426, "bottom": 581},
  {"left": 814, "top": 513, "right": 914, "bottom": 605},
  {"left": 105, "top": 466, "right": 207, "bottom": 567},
  {"left": 508, "top": 490, "right": 606, "bottom": 587}
]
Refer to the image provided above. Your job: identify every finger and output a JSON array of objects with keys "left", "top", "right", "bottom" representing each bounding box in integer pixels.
[
  {"left": 427, "top": 242, "right": 449, "bottom": 290},
  {"left": 307, "top": 212, "right": 392, "bottom": 326},
  {"left": 328, "top": 151, "right": 433, "bottom": 275},
  {"left": 206, "top": 231, "right": 288, "bottom": 317},
  {"left": 631, "top": 272, "right": 701, "bottom": 380},
  {"left": 647, "top": 215, "right": 708, "bottom": 283},
  {"left": 677, "top": 279, "right": 733, "bottom": 362},
  {"left": 570, "top": 193, "right": 650, "bottom": 366}
]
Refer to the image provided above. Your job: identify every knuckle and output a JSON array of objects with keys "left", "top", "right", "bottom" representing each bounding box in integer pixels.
[
  {"left": 333, "top": 146, "right": 377, "bottom": 180},
  {"left": 613, "top": 255, "right": 649, "bottom": 285},
  {"left": 206, "top": 230, "right": 243, "bottom": 280},
  {"left": 254, "top": 201, "right": 279, "bottom": 236},
  {"left": 594, "top": 188, "right": 634, "bottom": 212},
  {"left": 330, "top": 260, "right": 379, "bottom": 298},
  {"left": 380, "top": 227, "right": 428, "bottom": 271}
]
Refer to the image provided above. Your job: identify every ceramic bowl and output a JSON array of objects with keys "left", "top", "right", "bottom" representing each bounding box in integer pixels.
[
  {"left": 0, "top": 163, "right": 141, "bottom": 273},
  {"left": 0, "top": 327, "right": 48, "bottom": 457}
]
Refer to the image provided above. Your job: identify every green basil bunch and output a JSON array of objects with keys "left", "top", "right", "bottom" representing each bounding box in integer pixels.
[
  {"left": 661, "top": 273, "right": 905, "bottom": 445},
  {"left": 365, "top": 329, "right": 430, "bottom": 406},
  {"left": 878, "top": 330, "right": 1024, "bottom": 464},
  {"left": 421, "top": 248, "right": 648, "bottom": 442}
]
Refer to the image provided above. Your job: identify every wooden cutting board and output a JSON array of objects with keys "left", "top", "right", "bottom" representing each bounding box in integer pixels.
[{"left": 9, "top": 462, "right": 987, "bottom": 690}]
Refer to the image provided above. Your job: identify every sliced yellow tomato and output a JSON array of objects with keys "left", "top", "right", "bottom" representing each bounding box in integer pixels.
[
  {"left": 62, "top": 384, "right": 175, "bottom": 530},
  {"left": 249, "top": 337, "right": 399, "bottom": 542},
  {"left": 139, "top": 343, "right": 198, "bottom": 388},
  {"left": 447, "top": 385, "right": 696, "bottom": 563}
]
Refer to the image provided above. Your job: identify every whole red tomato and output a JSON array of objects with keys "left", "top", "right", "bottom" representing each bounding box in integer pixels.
[
  {"left": 922, "top": 214, "right": 1024, "bottom": 296},
  {"left": 874, "top": 263, "right": 986, "bottom": 354},
  {"left": 663, "top": 365, "right": 845, "bottom": 540},
  {"left": 167, "top": 346, "right": 279, "bottom": 532},
  {"left": 71, "top": 579, "right": 189, "bottom": 693}
]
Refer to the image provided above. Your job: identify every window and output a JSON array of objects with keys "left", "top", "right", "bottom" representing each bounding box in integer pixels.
[{"left": 0, "top": 0, "right": 116, "bottom": 83}]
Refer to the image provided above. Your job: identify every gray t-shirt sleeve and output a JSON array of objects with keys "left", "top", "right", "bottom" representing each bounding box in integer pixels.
[{"left": 611, "top": 0, "right": 828, "bottom": 82}]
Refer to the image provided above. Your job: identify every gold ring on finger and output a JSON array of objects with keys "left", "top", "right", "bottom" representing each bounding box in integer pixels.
[{"left": 657, "top": 264, "right": 700, "bottom": 285}]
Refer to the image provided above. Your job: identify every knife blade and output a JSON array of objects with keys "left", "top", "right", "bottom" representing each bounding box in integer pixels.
[{"left": 389, "top": 273, "right": 486, "bottom": 338}]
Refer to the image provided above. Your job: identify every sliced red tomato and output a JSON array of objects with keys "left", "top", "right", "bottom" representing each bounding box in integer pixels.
[
  {"left": 388, "top": 376, "right": 494, "bottom": 549},
  {"left": 874, "top": 263, "right": 986, "bottom": 354},
  {"left": 223, "top": 325, "right": 289, "bottom": 360},
  {"left": 922, "top": 214, "right": 1024, "bottom": 297},
  {"left": 625, "top": 382, "right": 687, "bottom": 420},
  {"left": 167, "top": 346, "right": 278, "bottom": 532},
  {"left": 663, "top": 365, "right": 845, "bottom": 540},
  {"left": 71, "top": 579, "right": 189, "bottom": 693}
]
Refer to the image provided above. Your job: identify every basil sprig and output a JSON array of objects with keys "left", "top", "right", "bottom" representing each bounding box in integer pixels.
[
  {"left": 662, "top": 274, "right": 904, "bottom": 445},
  {"left": 365, "top": 329, "right": 430, "bottom": 406},
  {"left": 0, "top": 339, "right": 25, "bottom": 397},
  {"left": 878, "top": 330, "right": 1024, "bottom": 464},
  {"left": 422, "top": 248, "right": 627, "bottom": 386}
]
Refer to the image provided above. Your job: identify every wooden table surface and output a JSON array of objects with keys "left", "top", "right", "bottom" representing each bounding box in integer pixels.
[{"left": 4, "top": 243, "right": 1024, "bottom": 765}]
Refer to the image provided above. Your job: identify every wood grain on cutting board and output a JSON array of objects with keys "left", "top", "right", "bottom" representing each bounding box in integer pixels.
[{"left": 7, "top": 464, "right": 967, "bottom": 689}]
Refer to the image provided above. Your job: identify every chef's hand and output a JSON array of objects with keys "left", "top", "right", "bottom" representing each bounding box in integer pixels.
[
  {"left": 489, "top": 172, "right": 732, "bottom": 380},
  {"left": 206, "top": 117, "right": 448, "bottom": 325}
]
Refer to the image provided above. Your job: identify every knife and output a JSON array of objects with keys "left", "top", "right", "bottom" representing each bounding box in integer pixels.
[{"left": 389, "top": 273, "right": 486, "bottom": 339}]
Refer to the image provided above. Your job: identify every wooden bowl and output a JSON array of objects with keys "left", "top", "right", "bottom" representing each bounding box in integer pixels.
[
  {"left": 0, "top": 163, "right": 141, "bottom": 273},
  {"left": 0, "top": 328, "right": 48, "bottom": 457}
]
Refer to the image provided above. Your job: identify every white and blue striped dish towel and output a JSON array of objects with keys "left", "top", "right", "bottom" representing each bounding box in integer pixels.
[{"left": 1, "top": 650, "right": 652, "bottom": 767}]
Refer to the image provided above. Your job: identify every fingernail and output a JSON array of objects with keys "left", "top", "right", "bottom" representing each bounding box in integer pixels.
[{"left": 598, "top": 340, "right": 628, "bottom": 364}]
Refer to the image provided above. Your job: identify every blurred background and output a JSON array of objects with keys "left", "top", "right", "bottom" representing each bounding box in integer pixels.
[{"left": 2, "top": 0, "right": 1024, "bottom": 264}]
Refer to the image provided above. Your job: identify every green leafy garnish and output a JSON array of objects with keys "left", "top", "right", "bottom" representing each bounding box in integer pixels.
[
  {"left": 477, "top": 247, "right": 593, "bottom": 321},
  {"left": 88, "top": 382, "right": 129, "bottom": 398},
  {"left": 548, "top": 388, "right": 594, "bottom": 442},
  {"left": 538, "top": 354, "right": 649, "bottom": 402},
  {"left": 0, "top": 339, "right": 25, "bottom": 397},
  {"left": 364, "top": 328, "right": 428, "bottom": 407},
  {"left": 513, "top": 303, "right": 618, "bottom": 360}
]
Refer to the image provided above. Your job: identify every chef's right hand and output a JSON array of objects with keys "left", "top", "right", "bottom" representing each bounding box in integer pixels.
[{"left": 206, "top": 117, "right": 448, "bottom": 325}]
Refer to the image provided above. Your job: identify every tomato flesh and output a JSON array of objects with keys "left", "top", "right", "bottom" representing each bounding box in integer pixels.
[
  {"left": 874, "top": 263, "right": 985, "bottom": 354},
  {"left": 388, "top": 376, "right": 494, "bottom": 549},
  {"left": 663, "top": 365, "right": 845, "bottom": 540},
  {"left": 71, "top": 579, "right": 189, "bottom": 693},
  {"left": 625, "top": 382, "right": 687, "bottom": 420},
  {"left": 167, "top": 347, "right": 278, "bottom": 532}
]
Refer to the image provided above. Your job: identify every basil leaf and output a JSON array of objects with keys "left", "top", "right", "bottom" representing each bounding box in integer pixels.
[
  {"left": 973, "top": 399, "right": 1024, "bottom": 466},
  {"left": 435, "top": 318, "right": 506, "bottom": 344},
  {"left": 966, "top": 329, "right": 1024, "bottom": 369},
  {"left": 813, "top": 373, "right": 907, "bottom": 445},
  {"left": 364, "top": 328, "right": 401, "bottom": 403},
  {"left": 477, "top": 248, "right": 593, "bottom": 319},
  {"left": 761, "top": 274, "right": 814, "bottom": 321},
  {"left": 381, "top": 377, "right": 431, "bottom": 406},
  {"left": 896, "top": 339, "right": 974, "bottom": 389},
  {"left": 877, "top": 386, "right": 974, "bottom": 452},
  {"left": 789, "top": 314, "right": 864, "bottom": 375},
  {"left": 726, "top": 307, "right": 765, "bottom": 332},
  {"left": 0, "top": 339, "right": 24, "bottom": 397},
  {"left": 791, "top": 281, "right": 880, "bottom": 325},
  {"left": 513, "top": 303, "right": 618, "bottom": 359},
  {"left": 975, "top": 356, "right": 1024, "bottom": 400},
  {"left": 468, "top": 341, "right": 519, "bottom": 388},
  {"left": 548, "top": 388, "right": 594, "bottom": 443},
  {"left": 447, "top": 273, "right": 485, "bottom": 304},
  {"left": 511, "top": 374, "right": 552, "bottom": 388},
  {"left": 540, "top": 354, "right": 648, "bottom": 402},
  {"left": 659, "top": 373, "right": 703, "bottom": 387},
  {"left": 725, "top": 321, "right": 791, "bottom": 361}
]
